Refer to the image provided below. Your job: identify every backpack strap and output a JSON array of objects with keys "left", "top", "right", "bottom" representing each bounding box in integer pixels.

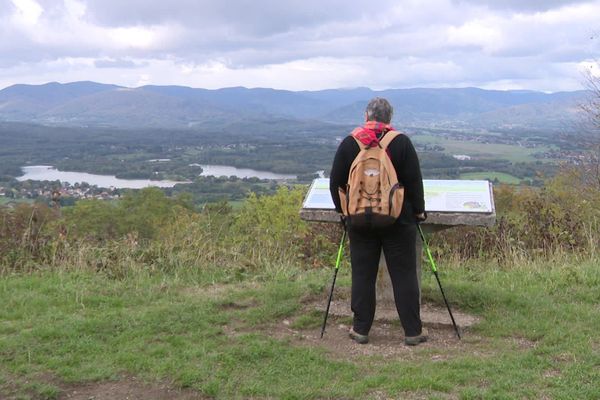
[
  {"left": 350, "top": 134, "right": 374, "bottom": 150},
  {"left": 378, "top": 130, "right": 401, "bottom": 150},
  {"left": 350, "top": 130, "right": 402, "bottom": 150},
  {"left": 350, "top": 135, "right": 363, "bottom": 149}
]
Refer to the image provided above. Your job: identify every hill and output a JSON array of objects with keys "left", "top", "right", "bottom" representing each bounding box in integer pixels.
[{"left": 0, "top": 81, "right": 589, "bottom": 130}]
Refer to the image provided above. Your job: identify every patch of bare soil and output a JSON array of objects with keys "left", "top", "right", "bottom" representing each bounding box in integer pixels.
[
  {"left": 180, "top": 281, "right": 261, "bottom": 300},
  {"left": 0, "top": 376, "right": 23, "bottom": 400},
  {"left": 510, "top": 336, "right": 538, "bottom": 349},
  {"left": 0, "top": 373, "right": 208, "bottom": 400},
  {"left": 370, "top": 389, "right": 459, "bottom": 400},
  {"left": 269, "top": 300, "right": 484, "bottom": 359},
  {"left": 59, "top": 377, "right": 207, "bottom": 400}
]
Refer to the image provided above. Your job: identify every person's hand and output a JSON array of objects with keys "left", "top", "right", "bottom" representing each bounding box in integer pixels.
[{"left": 415, "top": 212, "right": 427, "bottom": 222}]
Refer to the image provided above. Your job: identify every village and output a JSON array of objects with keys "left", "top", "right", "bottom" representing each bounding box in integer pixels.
[{"left": 0, "top": 181, "right": 121, "bottom": 206}]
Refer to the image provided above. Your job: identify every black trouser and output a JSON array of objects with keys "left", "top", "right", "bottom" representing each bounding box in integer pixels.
[{"left": 348, "top": 222, "right": 422, "bottom": 337}]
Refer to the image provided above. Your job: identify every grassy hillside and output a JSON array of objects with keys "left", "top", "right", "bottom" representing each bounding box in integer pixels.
[
  {"left": 1, "top": 166, "right": 599, "bottom": 399},
  {"left": 2, "top": 256, "right": 599, "bottom": 399}
]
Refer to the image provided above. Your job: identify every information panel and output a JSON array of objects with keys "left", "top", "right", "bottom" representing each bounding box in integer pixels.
[
  {"left": 302, "top": 178, "right": 493, "bottom": 213},
  {"left": 422, "top": 179, "right": 493, "bottom": 213},
  {"left": 302, "top": 179, "right": 334, "bottom": 209}
]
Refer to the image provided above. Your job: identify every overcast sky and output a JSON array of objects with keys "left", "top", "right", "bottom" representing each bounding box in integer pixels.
[{"left": 1, "top": 0, "right": 599, "bottom": 91}]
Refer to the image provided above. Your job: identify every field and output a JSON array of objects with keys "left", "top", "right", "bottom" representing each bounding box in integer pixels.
[
  {"left": 0, "top": 197, "right": 33, "bottom": 205},
  {"left": 1, "top": 255, "right": 600, "bottom": 399},
  {"left": 459, "top": 172, "right": 522, "bottom": 184},
  {"left": 412, "top": 134, "right": 553, "bottom": 163}
]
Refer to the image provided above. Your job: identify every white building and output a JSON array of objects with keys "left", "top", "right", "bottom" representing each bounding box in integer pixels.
[{"left": 453, "top": 154, "right": 471, "bottom": 161}]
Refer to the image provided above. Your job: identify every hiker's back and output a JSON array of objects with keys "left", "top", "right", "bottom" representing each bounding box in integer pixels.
[{"left": 339, "top": 131, "right": 404, "bottom": 228}]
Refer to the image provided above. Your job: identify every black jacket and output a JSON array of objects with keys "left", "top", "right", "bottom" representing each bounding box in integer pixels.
[{"left": 329, "top": 132, "right": 425, "bottom": 224}]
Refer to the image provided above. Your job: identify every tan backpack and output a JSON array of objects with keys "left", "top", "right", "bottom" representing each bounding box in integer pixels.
[{"left": 338, "top": 131, "right": 404, "bottom": 228}]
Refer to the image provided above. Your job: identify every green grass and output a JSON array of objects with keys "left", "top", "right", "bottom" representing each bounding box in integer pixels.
[
  {"left": 228, "top": 199, "right": 248, "bottom": 210},
  {"left": 1, "top": 256, "right": 600, "bottom": 399},
  {"left": 460, "top": 172, "right": 522, "bottom": 184}
]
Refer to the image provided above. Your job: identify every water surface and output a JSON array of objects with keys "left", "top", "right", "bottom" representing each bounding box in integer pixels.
[{"left": 18, "top": 166, "right": 188, "bottom": 189}]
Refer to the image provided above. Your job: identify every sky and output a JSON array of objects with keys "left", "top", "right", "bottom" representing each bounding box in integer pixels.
[{"left": 1, "top": 0, "right": 599, "bottom": 92}]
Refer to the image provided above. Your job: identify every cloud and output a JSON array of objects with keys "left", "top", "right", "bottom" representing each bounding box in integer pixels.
[
  {"left": 453, "top": 0, "right": 589, "bottom": 11},
  {"left": 94, "top": 58, "right": 142, "bottom": 68},
  {"left": 0, "top": 0, "right": 599, "bottom": 91},
  {"left": 80, "top": 0, "right": 392, "bottom": 31},
  {"left": 9, "top": 0, "right": 43, "bottom": 24}
]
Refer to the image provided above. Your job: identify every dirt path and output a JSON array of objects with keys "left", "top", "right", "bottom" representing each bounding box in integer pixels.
[
  {"left": 268, "top": 300, "right": 481, "bottom": 359},
  {"left": 59, "top": 378, "right": 206, "bottom": 400},
  {"left": 0, "top": 374, "right": 208, "bottom": 400}
]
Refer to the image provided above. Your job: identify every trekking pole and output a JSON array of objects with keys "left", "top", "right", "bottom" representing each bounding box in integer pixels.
[
  {"left": 417, "top": 224, "right": 461, "bottom": 339},
  {"left": 320, "top": 228, "right": 347, "bottom": 339}
]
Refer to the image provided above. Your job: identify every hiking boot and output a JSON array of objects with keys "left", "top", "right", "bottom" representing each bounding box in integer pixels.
[
  {"left": 404, "top": 329, "right": 428, "bottom": 346},
  {"left": 349, "top": 328, "right": 369, "bottom": 344}
]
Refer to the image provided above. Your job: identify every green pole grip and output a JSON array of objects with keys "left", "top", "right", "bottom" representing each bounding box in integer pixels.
[
  {"left": 335, "top": 230, "right": 346, "bottom": 270},
  {"left": 418, "top": 225, "right": 438, "bottom": 273}
]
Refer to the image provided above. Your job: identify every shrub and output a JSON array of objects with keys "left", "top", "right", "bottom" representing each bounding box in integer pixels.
[
  {"left": 0, "top": 186, "right": 339, "bottom": 276},
  {"left": 2, "top": 167, "right": 597, "bottom": 276},
  {"left": 432, "top": 168, "right": 600, "bottom": 262},
  {"left": 0, "top": 203, "right": 57, "bottom": 270}
]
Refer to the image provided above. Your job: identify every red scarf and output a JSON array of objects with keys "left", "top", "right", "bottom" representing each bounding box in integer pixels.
[{"left": 351, "top": 121, "right": 395, "bottom": 147}]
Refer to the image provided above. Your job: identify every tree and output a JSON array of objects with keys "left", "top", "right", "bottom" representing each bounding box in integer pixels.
[
  {"left": 579, "top": 64, "right": 600, "bottom": 189},
  {"left": 581, "top": 66, "right": 600, "bottom": 130}
]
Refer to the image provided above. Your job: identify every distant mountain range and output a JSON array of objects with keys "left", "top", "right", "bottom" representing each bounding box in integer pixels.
[{"left": 0, "top": 81, "right": 589, "bottom": 130}]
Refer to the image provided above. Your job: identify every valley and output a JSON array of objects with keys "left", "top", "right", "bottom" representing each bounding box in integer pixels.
[{"left": 0, "top": 82, "right": 596, "bottom": 206}]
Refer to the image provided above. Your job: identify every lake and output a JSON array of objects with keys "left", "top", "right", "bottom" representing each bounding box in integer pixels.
[
  {"left": 17, "top": 164, "right": 302, "bottom": 189},
  {"left": 17, "top": 166, "right": 188, "bottom": 189}
]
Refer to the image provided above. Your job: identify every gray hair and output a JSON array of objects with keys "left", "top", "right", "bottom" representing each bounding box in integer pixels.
[{"left": 365, "top": 97, "right": 393, "bottom": 124}]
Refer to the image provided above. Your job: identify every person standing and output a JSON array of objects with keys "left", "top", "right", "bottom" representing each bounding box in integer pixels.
[{"left": 329, "top": 97, "right": 427, "bottom": 346}]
